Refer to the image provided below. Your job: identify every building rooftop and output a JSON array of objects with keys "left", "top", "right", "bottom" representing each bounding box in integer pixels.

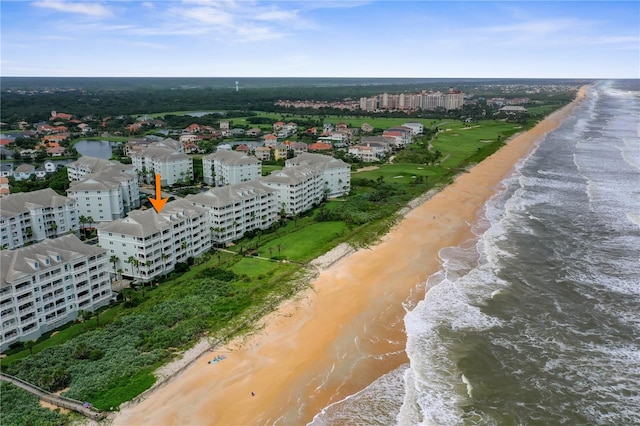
[
  {"left": 1, "top": 234, "right": 105, "bottom": 287},
  {"left": 186, "top": 181, "right": 276, "bottom": 208},
  {"left": 97, "top": 199, "right": 205, "bottom": 238},
  {"left": 203, "top": 150, "right": 261, "bottom": 166},
  {"left": 285, "top": 153, "right": 349, "bottom": 171},
  {"left": 0, "top": 188, "right": 74, "bottom": 218}
]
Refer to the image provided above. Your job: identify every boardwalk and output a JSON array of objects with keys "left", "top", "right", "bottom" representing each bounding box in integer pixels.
[{"left": 0, "top": 372, "right": 106, "bottom": 420}]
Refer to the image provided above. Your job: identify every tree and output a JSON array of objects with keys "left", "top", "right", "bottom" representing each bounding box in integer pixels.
[
  {"left": 24, "top": 340, "right": 36, "bottom": 356},
  {"left": 79, "top": 215, "right": 87, "bottom": 238}
]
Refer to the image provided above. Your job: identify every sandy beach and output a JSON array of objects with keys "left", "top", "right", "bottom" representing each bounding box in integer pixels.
[{"left": 112, "top": 87, "right": 587, "bottom": 426}]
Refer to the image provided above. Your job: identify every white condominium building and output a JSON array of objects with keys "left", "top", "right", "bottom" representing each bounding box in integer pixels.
[
  {"left": 202, "top": 151, "right": 262, "bottom": 186},
  {"left": 131, "top": 147, "right": 192, "bottom": 186},
  {"left": 285, "top": 153, "right": 351, "bottom": 198},
  {"left": 67, "top": 168, "right": 140, "bottom": 222},
  {"left": 66, "top": 156, "right": 134, "bottom": 181},
  {"left": 0, "top": 234, "right": 111, "bottom": 351},
  {"left": 0, "top": 189, "right": 79, "bottom": 250},
  {"left": 97, "top": 199, "right": 210, "bottom": 282},
  {"left": 260, "top": 166, "right": 324, "bottom": 216},
  {"left": 186, "top": 181, "right": 278, "bottom": 245}
]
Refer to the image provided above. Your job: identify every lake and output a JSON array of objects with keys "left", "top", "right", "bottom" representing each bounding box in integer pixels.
[{"left": 74, "top": 140, "right": 117, "bottom": 159}]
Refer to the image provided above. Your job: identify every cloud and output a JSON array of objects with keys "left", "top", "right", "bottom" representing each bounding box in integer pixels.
[{"left": 32, "top": 0, "right": 113, "bottom": 17}]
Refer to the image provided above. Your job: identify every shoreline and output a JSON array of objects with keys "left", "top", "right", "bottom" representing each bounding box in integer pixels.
[{"left": 111, "top": 86, "right": 587, "bottom": 426}]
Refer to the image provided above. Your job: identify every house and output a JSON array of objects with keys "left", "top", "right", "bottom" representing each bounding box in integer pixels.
[
  {"left": 402, "top": 122, "right": 424, "bottom": 135},
  {"left": 34, "top": 169, "right": 47, "bottom": 179},
  {"left": 308, "top": 142, "right": 332, "bottom": 152},
  {"left": 263, "top": 134, "right": 278, "bottom": 148},
  {"left": 285, "top": 153, "right": 351, "bottom": 198},
  {"left": 67, "top": 169, "right": 140, "bottom": 222},
  {"left": 185, "top": 181, "right": 278, "bottom": 245},
  {"left": 202, "top": 151, "right": 261, "bottom": 186},
  {"left": 245, "top": 128, "right": 262, "bottom": 137},
  {"left": 254, "top": 147, "right": 271, "bottom": 161},
  {"left": 43, "top": 161, "right": 57, "bottom": 173},
  {"left": 0, "top": 234, "right": 112, "bottom": 351},
  {"left": 0, "top": 177, "right": 10, "bottom": 197},
  {"left": 286, "top": 142, "right": 308, "bottom": 157},
  {"left": 361, "top": 123, "right": 374, "bottom": 133},
  {"left": 50, "top": 111, "right": 73, "bottom": 121},
  {"left": 261, "top": 166, "right": 324, "bottom": 216},
  {"left": 273, "top": 144, "right": 288, "bottom": 161},
  {"left": 235, "top": 144, "right": 251, "bottom": 155},
  {"left": 97, "top": 199, "right": 210, "bottom": 283},
  {"left": 272, "top": 121, "right": 285, "bottom": 132},
  {"left": 13, "top": 164, "right": 36, "bottom": 180},
  {"left": 46, "top": 146, "right": 67, "bottom": 157},
  {"left": 0, "top": 188, "right": 79, "bottom": 250},
  {"left": 0, "top": 163, "right": 13, "bottom": 177}
]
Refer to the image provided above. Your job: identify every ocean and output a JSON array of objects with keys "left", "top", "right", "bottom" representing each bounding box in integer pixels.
[{"left": 309, "top": 80, "right": 640, "bottom": 425}]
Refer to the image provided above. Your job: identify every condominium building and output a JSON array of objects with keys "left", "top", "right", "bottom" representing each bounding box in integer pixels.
[
  {"left": 0, "top": 189, "right": 79, "bottom": 250},
  {"left": 96, "top": 199, "right": 210, "bottom": 282},
  {"left": 131, "top": 147, "right": 192, "bottom": 186},
  {"left": 66, "top": 156, "right": 134, "bottom": 181},
  {"left": 66, "top": 168, "right": 140, "bottom": 222},
  {"left": 285, "top": 153, "right": 351, "bottom": 198},
  {"left": 0, "top": 234, "right": 111, "bottom": 351},
  {"left": 260, "top": 166, "right": 324, "bottom": 216},
  {"left": 202, "top": 151, "right": 262, "bottom": 186},
  {"left": 186, "top": 181, "right": 278, "bottom": 245}
]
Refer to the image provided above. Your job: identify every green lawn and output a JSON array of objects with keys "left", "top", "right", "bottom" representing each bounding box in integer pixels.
[{"left": 354, "top": 164, "right": 443, "bottom": 185}]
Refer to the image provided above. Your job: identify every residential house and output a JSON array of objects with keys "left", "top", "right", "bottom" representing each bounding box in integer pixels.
[
  {"left": 0, "top": 164, "right": 13, "bottom": 177},
  {"left": 0, "top": 188, "right": 79, "bottom": 250},
  {"left": 254, "top": 147, "right": 271, "bottom": 161},
  {"left": 13, "top": 164, "right": 36, "bottom": 181},
  {"left": 67, "top": 169, "right": 140, "bottom": 222},
  {"left": 273, "top": 144, "right": 288, "bottom": 161},
  {"left": 285, "top": 153, "right": 351, "bottom": 198},
  {"left": 235, "top": 144, "right": 251, "bottom": 155},
  {"left": 43, "top": 161, "right": 57, "bottom": 173},
  {"left": 185, "top": 181, "right": 278, "bottom": 245},
  {"left": 202, "top": 150, "right": 262, "bottom": 186},
  {"left": 0, "top": 234, "right": 111, "bottom": 351},
  {"left": 245, "top": 128, "right": 262, "bottom": 137},
  {"left": 97, "top": 199, "right": 210, "bottom": 283},
  {"left": 402, "top": 122, "right": 424, "bottom": 135},
  {"left": 308, "top": 142, "right": 332, "bottom": 152},
  {"left": 263, "top": 134, "right": 278, "bottom": 148},
  {"left": 0, "top": 177, "right": 10, "bottom": 197}
]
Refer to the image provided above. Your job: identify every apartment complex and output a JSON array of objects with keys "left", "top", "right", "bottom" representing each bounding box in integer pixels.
[
  {"left": 0, "top": 234, "right": 111, "bottom": 351},
  {"left": 261, "top": 167, "right": 324, "bottom": 216},
  {"left": 285, "top": 153, "right": 351, "bottom": 198},
  {"left": 131, "top": 147, "right": 192, "bottom": 186},
  {"left": 66, "top": 156, "right": 134, "bottom": 181},
  {"left": 202, "top": 151, "right": 262, "bottom": 186},
  {"left": 67, "top": 168, "right": 140, "bottom": 222},
  {"left": 360, "top": 88, "right": 465, "bottom": 112},
  {"left": 0, "top": 189, "right": 79, "bottom": 250},
  {"left": 186, "top": 181, "right": 278, "bottom": 245},
  {"left": 96, "top": 199, "right": 210, "bottom": 282}
]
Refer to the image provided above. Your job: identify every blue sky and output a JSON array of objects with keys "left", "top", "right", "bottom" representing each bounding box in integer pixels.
[{"left": 1, "top": 1, "right": 638, "bottom": 78}]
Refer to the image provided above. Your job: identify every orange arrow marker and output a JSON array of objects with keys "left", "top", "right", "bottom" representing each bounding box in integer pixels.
[{"left": 149, "top": 174, "right": 168, "bottom": 213}]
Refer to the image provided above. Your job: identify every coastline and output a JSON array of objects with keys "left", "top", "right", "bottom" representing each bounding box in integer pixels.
[{"left": 111, "top": 86, "right": 588, "bottom": 426}]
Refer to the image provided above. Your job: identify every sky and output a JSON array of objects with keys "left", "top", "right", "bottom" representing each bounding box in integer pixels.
[{"left": 1, "top": 0, "right": 638, "bottom": 78}]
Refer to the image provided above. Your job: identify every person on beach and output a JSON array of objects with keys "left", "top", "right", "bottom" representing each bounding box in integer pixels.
[{"left": 251, "top": 392, "right": 255, "bottom": 397}]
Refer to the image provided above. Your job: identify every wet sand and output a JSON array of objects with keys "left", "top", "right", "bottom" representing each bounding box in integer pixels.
[{"left": 112, "top": 87, "right": 587, "bottom": 426}]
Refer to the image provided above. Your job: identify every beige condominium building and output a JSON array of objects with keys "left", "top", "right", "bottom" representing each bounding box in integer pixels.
[{"left": 1, "top": 234, "right": 111, "bottom": 351}]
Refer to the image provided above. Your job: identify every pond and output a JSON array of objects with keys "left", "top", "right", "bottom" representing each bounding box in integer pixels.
[{"left": 74, "top": 140, "right": 118, "bottom": 159}]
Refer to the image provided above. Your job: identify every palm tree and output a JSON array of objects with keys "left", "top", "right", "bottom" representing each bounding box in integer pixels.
[
  {"left": 24, "top": 340, "right": 36, "bottom": 356},
  {"left": 79, "top": 216, "right": 87, "bottom": 238},
  {"left": 127, "top": 256, "right": 139, "bottom": 281},
  {"left": 110, "top": 255, "right": 119, "bottom": 273},
  {"left": 86, "top": 216, "right": 94, "bottom": 237},
  {"left": 161, "top": 252, "right": 169, "bottom": 278}
]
